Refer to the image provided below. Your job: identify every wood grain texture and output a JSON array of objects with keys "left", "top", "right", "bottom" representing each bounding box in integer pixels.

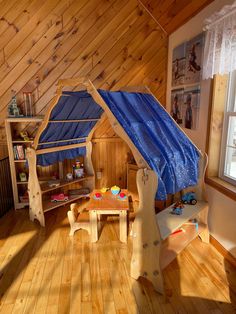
[
  {"left": 139, "top": 0, "right": 214, "bottom": 34},
  {"left": 0, "top": 207, "right": 235, "bottom": 313}
]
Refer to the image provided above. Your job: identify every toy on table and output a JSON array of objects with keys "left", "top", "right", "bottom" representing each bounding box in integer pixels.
[
  {"left": 51, "top": 193, "right": 69, "bottom": 202},
  {"left": 182, "top": 192, "right": 197, "bottom": 205},
  {"left": 100, "top": 187, "right": 109, "bottom": 193},
  {"left": 93, "top": 192, "right": 102, "bottom": 200},
  {"left": 111, "top": 185, "right": 121, "bottom": 195},
  {"left": 171, "top": 201, "right": 184, "bottom": 215},
  {"left": 118, "top": 192, "right": 127, "bottom": 200}
]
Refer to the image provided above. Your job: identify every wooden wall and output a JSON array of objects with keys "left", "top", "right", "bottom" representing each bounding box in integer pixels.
[
  {"left": 0, "top": 0, "right": 168, "bottom": 132},
  {"left": 0, "top": 0, "right": 168, "bottom": 188},
  {"left": 0, "top": 0, "right": 213, "bottom": 189}
]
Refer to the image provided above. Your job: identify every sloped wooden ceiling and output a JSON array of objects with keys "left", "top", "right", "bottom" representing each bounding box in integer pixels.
[
  {"left": 0, "top": 0, "right": 168, "bottom": 140},
  {"left": 139, "top": 0, "right": 214, "bottom": 34},
  {"left": 0, "top": 0, "right": 213, "bottom": 142}
]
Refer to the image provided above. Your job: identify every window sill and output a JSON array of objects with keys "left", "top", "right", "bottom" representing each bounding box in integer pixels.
[{"left": 206, "top": 176, "right": 236, "bottom": 201}]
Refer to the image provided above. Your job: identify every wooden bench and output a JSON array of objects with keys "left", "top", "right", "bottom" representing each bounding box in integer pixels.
[{"left": 130, "top": 154, "right": 209, "bottom": 294}]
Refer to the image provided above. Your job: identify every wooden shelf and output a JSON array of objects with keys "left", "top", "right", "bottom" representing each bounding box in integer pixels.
[
  {"left": 40, "top": 175, "right": 93, "bottom": 193},
  {"left": 17, "top": 181, "right": 28, "bottom": 185},
  {"left": 12, "top": 140, "right": 33, "bottom": 144},
  {"left": 6, "top": 116, "right": 43, "bottom": 123},
  {"left": 43, "top": 194, "right": 90, "bottom": 212},
  {"left": 14, "top": 159, "right": 27, "bottom": 163},
  {"left": 161, "top": 223, "right": 207, "bottom": 269},
  {"left": 156, "top": 200, "right": 208, "bottom": 240}
]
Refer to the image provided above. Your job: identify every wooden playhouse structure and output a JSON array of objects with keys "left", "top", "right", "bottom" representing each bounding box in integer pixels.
[{"left": 27, "top": 77, "right": 209, "bottom": 294}]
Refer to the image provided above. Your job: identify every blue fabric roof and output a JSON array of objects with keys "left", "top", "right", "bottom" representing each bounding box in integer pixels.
[
  {"left": 36, "top": 89, "right": 200, "bottom": 200},
  {"left": 98, "top": 90, "right": 200, "bottom": 200}
]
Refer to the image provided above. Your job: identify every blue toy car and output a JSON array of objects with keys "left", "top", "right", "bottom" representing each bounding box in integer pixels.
[{"left": 182, "top": 192, "right": 197, "bottom": 205}]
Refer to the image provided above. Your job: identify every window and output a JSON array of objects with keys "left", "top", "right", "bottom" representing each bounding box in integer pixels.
[{"left": 220, "top": 70, "right": 236, "bottom": 185}]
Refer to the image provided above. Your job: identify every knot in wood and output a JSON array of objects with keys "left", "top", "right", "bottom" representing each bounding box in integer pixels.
[
  {"left": 143, "top": 243, "right": 148, "bottom": 249},
  {"left": 153, "top": 240, "right": 159, "bottom": 246},
  {"left": 153, "top": 270, "right": 159, "bottom": 276}
]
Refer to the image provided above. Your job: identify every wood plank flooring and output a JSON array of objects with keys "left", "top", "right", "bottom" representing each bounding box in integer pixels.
[{"left": 0, "top": 207, "right": 235, "bottom": 314}]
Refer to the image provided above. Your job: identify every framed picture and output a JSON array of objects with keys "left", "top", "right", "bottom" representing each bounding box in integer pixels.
[
  {"left": 171, "top": 89, "right": 184, "bottom": 125},
  {"left": 184, "top": 33, "right": 204, "bottom": 84},
  {"left": 172, "top": 43, "right": 186, "bottom": 87},
  {"left": 183, "top": 86, "right": 201, "bottom": 130}
]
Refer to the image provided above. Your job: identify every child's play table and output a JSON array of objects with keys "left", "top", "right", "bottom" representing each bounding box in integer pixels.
[{"left": 87, "top": 189, "right": 129, "bottom": 243}]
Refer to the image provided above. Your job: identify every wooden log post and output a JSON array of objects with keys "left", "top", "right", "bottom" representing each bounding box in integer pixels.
[
  {"left": 84, "top": 141, "right": 95, "bottom": 192},
  {"left": 27, "top": 147, "right": 45, "bottom": 227},
  {"left": 130, "top": 168, "right": 164, "bottom": 294}
]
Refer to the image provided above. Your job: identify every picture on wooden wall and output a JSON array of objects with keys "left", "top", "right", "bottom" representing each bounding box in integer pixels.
[
  {"left": 184, "top": 33, "right": 204, "bottom": 84},
  {"left": 171, "top": 43, "right": 186, "bottom": 87},
  {"left": 183, "top": 86, "right": 200, "bottom": 130},
  {"left": 171, "top": 89, "right": 184, "bottom": 125}
]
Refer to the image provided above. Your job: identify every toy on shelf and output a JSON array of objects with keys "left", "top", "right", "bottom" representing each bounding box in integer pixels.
[
  {"left": 111, "top": 185, "right": 121, "bottom": 195},
  {"left": 73, "top": 161, "right": 84, "bottom": 178},
  {"left": 170, "top": 228, "right": 186, "bottom": 236},
  {"left": 66, "top": 173, "right": 73, "bottom": 181},
  {"left": 20, "top": 131, "right": 31, "bottom": 142},
  {"left": 182, "top": 192, "right": 197, "bottom": 205},
  {"left": 19, "top": 172, "right": 27, "bottom": 182},
  {"left": 171, "top": 201, "right": 184, "bottom": 215},
  {"left": 23, "top": 92, "right": 34, "bottom": 117},
  {"left": 184, "top": 218, "right": 199, "bottom": 232},
  {"left": 8, "top": 95, "right": 23, "bottom": 117},
  {"left": 48, "top": 180, "right": 60, "bottom": 188},
  {"left": 51, "top": 193, "right": 68, "bottom": 202}
]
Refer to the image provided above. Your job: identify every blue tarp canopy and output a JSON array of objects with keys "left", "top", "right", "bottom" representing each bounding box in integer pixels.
[{"left": 37, "top": 89, "right": 200, "bottom": 200}]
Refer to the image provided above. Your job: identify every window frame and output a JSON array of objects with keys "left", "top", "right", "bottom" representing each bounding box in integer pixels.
[{"left": 219, "top": 71, "right": 236, "bottom": 186}]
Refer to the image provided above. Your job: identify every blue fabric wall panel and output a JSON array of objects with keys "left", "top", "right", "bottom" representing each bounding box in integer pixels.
[
  {"left": 37, "top": 91, "right": 103, "bottom": 166},
  {"left": 37, "top": 147, "right": 86, "bottom": 166}
]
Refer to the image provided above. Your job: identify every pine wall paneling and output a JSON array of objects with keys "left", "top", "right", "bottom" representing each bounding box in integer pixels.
[{"left": 0, "top": 0, "right": 211, "bottom": 188}]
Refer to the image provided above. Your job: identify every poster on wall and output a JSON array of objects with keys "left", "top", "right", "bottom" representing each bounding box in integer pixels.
[
  {"left": 171, "top": 43, "right": 186, "bottom": 87},
  {"left": 170, "top": 89, "right": 184, "bottom": 125},
  {"left": 183, "top": 86, "right": 200, "bottom": 130},
  {"left": 184, "top": 33, "right": 204, "bottom": 84}
]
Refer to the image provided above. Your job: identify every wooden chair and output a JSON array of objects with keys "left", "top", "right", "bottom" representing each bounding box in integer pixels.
[{"left": 67, "top": 198, "right": 90, "bottom": 236}]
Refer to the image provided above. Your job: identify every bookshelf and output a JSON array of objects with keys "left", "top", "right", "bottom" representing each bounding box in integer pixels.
[{"left": 5, "top": 116, "right": 43, "bottom": 209}]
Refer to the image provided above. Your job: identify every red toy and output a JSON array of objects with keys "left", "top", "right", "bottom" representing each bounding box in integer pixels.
[
  {"left": 51, "top": 193, "right": 69, "bottom": 202},
  {"left": 119, "top": 192, "right": 126, "bottom": 198}
]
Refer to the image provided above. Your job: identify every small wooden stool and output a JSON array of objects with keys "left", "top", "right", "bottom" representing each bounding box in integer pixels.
[{"left": 67, "top": 199, "right": 90, "bottom": 236}]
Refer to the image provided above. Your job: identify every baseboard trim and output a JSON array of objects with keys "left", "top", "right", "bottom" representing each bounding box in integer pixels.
[{"left": 210, "top": 235, "right": 236, "bottom": 267}]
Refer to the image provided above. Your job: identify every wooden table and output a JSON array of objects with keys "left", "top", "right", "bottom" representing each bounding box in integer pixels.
[{"left": 87, "top": 189, "right": 129, "bottom": 243}]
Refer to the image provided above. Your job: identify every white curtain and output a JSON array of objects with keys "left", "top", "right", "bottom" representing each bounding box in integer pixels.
[{"left": 203, "top": 1, "right": 236, "bottom": 79}]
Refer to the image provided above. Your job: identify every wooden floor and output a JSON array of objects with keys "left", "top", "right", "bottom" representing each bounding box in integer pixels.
[{"left": 0, "top": 207, "right": 235, "bottom": 314}]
